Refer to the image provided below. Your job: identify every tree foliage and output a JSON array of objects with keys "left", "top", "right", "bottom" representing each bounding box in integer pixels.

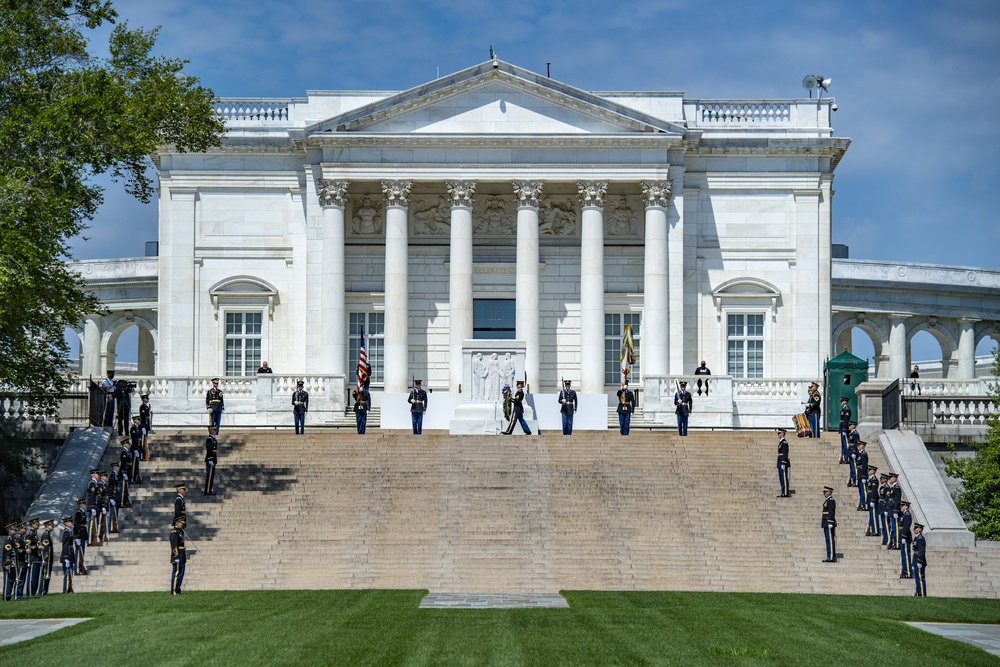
[
  {"left": 946, "top": 348, "right": 1000, "bottom": 540},
  {"left": 0, "top": 0, "right": 224, "bottom": 488}
]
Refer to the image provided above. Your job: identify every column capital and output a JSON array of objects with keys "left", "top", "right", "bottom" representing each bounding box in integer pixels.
[
  {"left": 446, "top": 180, "right": 477, "bottom": 208},
  {"left": 641, "top": 180, "right": 672, "bottom": 208},
  {"left": 513, "top": 180, "right": 543, "bottom": 208},
  {"left": 958, "top": 317, "right": 981, "bottom": 325},
  {"left": 889, "top": 313, "right": 910, "bottom": 324},
  {"left": 317, "top": 179, "right": 349, "bottom": 208},
  {"left": 381, "top": 180, "right": 413, "bottom": 207},
  {"left": 577, "top": 180, "right": 608, "bottom": 208}
]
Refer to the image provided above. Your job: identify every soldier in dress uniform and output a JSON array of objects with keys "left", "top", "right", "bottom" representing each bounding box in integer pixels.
[
  {"left": 854, "top": 436, "right": 869, "bottom": 510},
  {"left": 804, "top": 381, "right": 822, "bottom": 438},
  {"left": 673, "top": 381, "right": 692, "bottom": 436},
  {"left": 878, "top": 473, "right": 891, "bottom": 545},
  {"left": 60, "top": 517, "right": 75, "bottom": 593},
  {"left": 898, "top": 500, "right": 913, "bottom": 579},
  {"left": 107, "top": 462, "right": 120, "bottom": 533},
  {"left": 138, "top": 393, "right": 152, "bottom": 460},
  {"left": 169, "top": 516, "right": 186, "bottom": 595},
  {"left": 912, "top": 523, "right": 927, "bottom": 596},
  {"left": 887, "top": 472, "right": 902, "bottom": 549},
  {"left": 73, "top": 498, "right": 88, "bottom": 575},
  {"left": 119, "top": 438, "right": 133, "bottom": 508},
  {"left": 558, "top": 379, "right": 578, "bottom": 435},
  {"left": 822, "top": 486, "right": 837, "bottom": 562},
  {"left": 408, "top": 379, "right": 428, "bottom": 435},
  {"left": 129, "top": 415, "right": 144, "bottom": 485},
  {"left": 502, "top": 380, "right": 532, "bottom": 435},
  {"left": 13, "top": 523, "right": 27, "bottom": 599},
  {"left": 846, "top": 424, "right": 860, "bottom": 488},
  {"left": 776, "top": 428, "right": 791, "bottom": 498},
  {"left": 86, "top": 468, "right": 101, "bottom": 546},
  {"left": 39, "top": 519, "right": 55, "bottom": 595},
  {"left": 173, "top": 483, "right": 187, "bottom": 525},
  {"left": 23, "top": 517, "right": 41, "bottom": 597},
  {"left": 617, "top": 380, "right": 636, "bottom": 436},
  {"left": 204, "top": 430, "right": 218, "bottom": 496},
  {"left": 98, "top": 472, "right": 110, "bottom": 543},
  {"left": 865, "top": 466, "right": 880, "bottom": 537},
  {"left": 352, "top": 385, "right": 371, "bottom": 434},
  {"left": 206, "top": 378, "right": 225, "bottom": 433},
  {"left": 292, "top": 380, "right": 309, "bottom": 435},
  {"left": 838, "top": 397, "right": 851, "bottom": 464},
  {"left": 2, "top": 523, "right": 16, "bottom": 601}
]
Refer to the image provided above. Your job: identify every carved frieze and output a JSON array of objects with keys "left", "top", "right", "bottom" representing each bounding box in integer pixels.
[
  {"left": 538, "top": 196, "right": 577, "bottom": 236},
  {"left": 410, "top": 196, "right": 451, "bottom": 236},
  {"left": 349, "top": 194, "right": 384, "bottom": 236},
  {"left": 317, "top": 179, "right": 349, "bottom": 208},
  {"left": 606, "top": 194, "right": 641, "bottom": 237},
  {"left": 473, "top": 195, "right": 516, "bottom": 237}
]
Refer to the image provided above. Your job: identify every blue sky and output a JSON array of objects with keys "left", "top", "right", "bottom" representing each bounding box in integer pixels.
[{"left": 72, "top": 0, "right": 999, "bottom": 363}]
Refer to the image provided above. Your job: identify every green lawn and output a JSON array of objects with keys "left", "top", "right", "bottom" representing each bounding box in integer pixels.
[{"left": 1, "top": 590, "right": 999, "bottom": 666}]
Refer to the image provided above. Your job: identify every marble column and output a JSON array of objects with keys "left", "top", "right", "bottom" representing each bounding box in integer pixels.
[
  {"left": 957, "top": 318, "right": 978, "bottom": 379},
  {"left": 83, "top": 317, "right": 102, "bottom": 378},
  {"left": 513, "top": 181, "right": 543, "bottom": 389},
  {"left": 382, "top": 180, "right": 413, "bottom": 393},
  {"left": 641, "top": 180, "right": 672, "bottom": 379},
  {"left": 888, "top": 314, "right": 908, "bottom": 381},
  {"left": 137, "top": 328, "right": 155, "bottom": 375},
  {"left": 447, "top": 180, "right": 476, "bottom": 392},
  {"left": 578, "top": 181, "right": 607, "bottom": 393},
  {"left": 318, "top": 179, "right": 349, "bottom": 377}
]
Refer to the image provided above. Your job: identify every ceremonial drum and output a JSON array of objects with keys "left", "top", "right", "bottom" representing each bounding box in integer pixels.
[{"left": 793, "top": 413, "right": 812, "bottom": 438}]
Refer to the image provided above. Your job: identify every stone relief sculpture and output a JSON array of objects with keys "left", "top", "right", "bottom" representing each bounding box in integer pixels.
[
  {"left": 484, "top": 352, "right": 501, "bottom": 400},
  {"left": 471, "top": 352, "right": 485, "bottom": 400},
  {"left": 473, "top": 196, "right": 516, "bottom": 236},
  {"left": 411, "top": 196, "right": 451, "bottom": 236},
  {"left": 538, "top": 197, "right": 577, "bottom": 236},
  {"left": 351, "top": 195, "right": 383, "bottom": 235},
  {"left": 607, "top": 195, "right": 639, "bottom": 236},
  {"left": 500, "top": 352, "right": 516, "bottom": 390}
]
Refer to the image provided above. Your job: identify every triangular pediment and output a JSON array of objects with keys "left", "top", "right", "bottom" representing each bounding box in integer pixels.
[{"left": 307, "top": 61, "right": 686, "bottom": 136}]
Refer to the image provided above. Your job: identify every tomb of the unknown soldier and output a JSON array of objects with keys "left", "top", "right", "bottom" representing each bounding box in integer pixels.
[{"left": 6, "top": 59, "right": 1000, "bottom": 608}]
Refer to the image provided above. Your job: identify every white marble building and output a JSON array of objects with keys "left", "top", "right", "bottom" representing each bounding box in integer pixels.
[{"left": 74, "top": 59, "right": 864, "bottom": 429}]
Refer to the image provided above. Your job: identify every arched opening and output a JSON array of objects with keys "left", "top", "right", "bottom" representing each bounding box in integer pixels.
[
  {"left": 976, "top": 335, "right": 999, "bottom": 377},
  {"left": 909, "top": 330, "right": 947, "bottom": 378},
  {"left": 104, "top": 316, "right": 157, "bottom": 377},
  {"left": 850, "top": 328, "right": 877, "bottom": 376},
  {"left": 62, "top": 327, "right": 83, "bottom": 374}
]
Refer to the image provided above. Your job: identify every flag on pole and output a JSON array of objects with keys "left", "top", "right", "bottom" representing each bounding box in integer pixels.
[
  {"left": 620, "top": 323, "right": 636, "bottom": 383},
  {"left": 357, "top": 325, "right": 368, "bottom": 393}
]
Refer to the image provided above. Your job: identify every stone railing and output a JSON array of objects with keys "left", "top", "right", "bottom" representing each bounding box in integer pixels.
[
  {"left": 900, "top": 378, "right": 994, "bottom": 397},
  {"left": 685, "top": 99, "right": 832, "bottom": 131},
  {"left": 732, "top": 378, "right": 806, "bottom": 399},
  {"left": 213, "top": 98, "right": 297, "bottom": 124},
  {"left": 929, "top": 398, "right": 997, "bottom": 426}
]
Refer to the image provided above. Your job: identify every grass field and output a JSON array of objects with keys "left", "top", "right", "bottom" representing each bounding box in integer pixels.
[{"left": 1, "top": 590, "right": 999, "bottom": 665}]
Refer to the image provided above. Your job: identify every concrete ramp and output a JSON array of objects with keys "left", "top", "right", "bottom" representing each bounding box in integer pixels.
[{"left": 25, "top": 427, "right": 112, "bottom": 521}]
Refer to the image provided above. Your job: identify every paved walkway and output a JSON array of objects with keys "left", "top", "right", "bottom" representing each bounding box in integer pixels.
[
  {"left": 420, "top": 593, "right": 569, "bottom": 609},
  {"left": 0, "top": 619, "right": 91, "bottom": 647},
  {"left": 906, "top": 623, "right": 1000, "bottom": 658}
]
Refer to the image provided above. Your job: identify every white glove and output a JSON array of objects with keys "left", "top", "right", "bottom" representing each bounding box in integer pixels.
[
  {"left": 110, "top": 499, "right": 116, "bottom": 507},
  {"left": 74, "top": 539, "right": 81, "bottom": 546},
  {"left": 90, "top": 509, "right": 96, "bottom": 517}
]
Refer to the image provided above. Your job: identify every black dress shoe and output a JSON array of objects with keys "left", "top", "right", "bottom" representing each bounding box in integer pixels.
[{"left": 822, "top": 559, "right": 832, "bottom": 563}]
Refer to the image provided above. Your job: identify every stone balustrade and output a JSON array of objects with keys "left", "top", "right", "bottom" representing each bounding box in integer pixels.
[
  {"left": 213, "top": 98, "right": 299, "bottom": 123},
  {"left": 930, "top": 398, "right": 997, "bottom": 426},
  {"left": 901, "top": 378, "right": 992, "bottom": 397}
]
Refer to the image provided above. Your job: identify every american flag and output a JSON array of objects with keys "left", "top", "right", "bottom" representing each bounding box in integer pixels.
[{"left": 357, "top": 324, "right": 368, "bottom": 393}]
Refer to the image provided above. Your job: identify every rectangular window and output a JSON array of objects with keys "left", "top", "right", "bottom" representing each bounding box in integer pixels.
[
  {"left": 727, "top": 313, "right": 764, "bottom": 378},
  {"left": 349, "top": 312, "right": 385, "bottom": 384},
  {"left": 604, "top": 313, "right": 641, "bottom": 385},
  {"left": 224, "top": 312, "right": 263, "bottom": 376},
  {"left": 473, "top": 299, "right": 516, "bottom": 339}
]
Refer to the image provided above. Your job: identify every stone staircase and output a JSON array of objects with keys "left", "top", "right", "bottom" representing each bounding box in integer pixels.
[{"left": 72, "top": 429, "right": 1000, "bottom": 596}]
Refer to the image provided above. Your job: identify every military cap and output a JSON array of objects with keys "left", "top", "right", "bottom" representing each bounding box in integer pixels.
[
  {"left": 679, "top": 381, "right": 687, "bottom": 386},
  {"left": 564, "top": 379, "right": 572, "bottom": 385},
  {"left": 173, "top": 516, "right": 186, "bottom": 526},
  {"left": 140, "top": 394, "right": 149, "bottom": 399},
  {"left": 841, "top": 397, "right": 849, "bottom": 403},
  {"left": 120, "top": 438, "right": 130, "bottom": 445},
  {"left": 175, "top": 483, "right": 187, "bottom": 490},
  {"left": 4, "top": 523, "right": 17, "bottom": 531},
  {"left": 776, "top": 428, "right": 786, "bottom": 434},
  {"left": 887, "top": 472, "right": 898, "bottom": 478},
  {"left": 43, "top": 519, "right": 55, "bottom": 527},
  {"left": 90, "top": 468, "right": 100, "bottom": 474},
  {"left": 296, "top": 380, "right": 304, "bottom": 386},
  {"left": 27, "top": 517, "right": 40, "bottom": 525},
  {"left": 77, "top": 497, "right": 87, "bottom": 504},
  {"left": 914, "top": 523, "right": 924, "bottom": 530},
  {"left": 849, "top": 420, "right": 857, "bottom": 426},
  {"left": 880, "top": 473, "right": 889, "bottom": 479},
  {"left": 900, "top": 500, "right": 910, "bottom": 507},
  {"left": 132, "top": 415, "right": 141, "bottom": 421},
  {"left": 414, "top": 379, "right": 422, "bottom": 384},
  {"left": 823, "top": 486, "right": 834, "bottom": 493},
  {"left": 61, "top": 517, "right": 74, "bottom": 524},
  {"left": 869, "top": 465, "right": 878, "bottom": 472},
  {"left": 111, "top": 462, "right": 120, "bottom": 468},
  {"left": 857, "top": 441, "right": 867, "bottom": 447},
  {"left": 516, "top": 380, "right": 524, "bottom": 386},
  {"left": 211, "top": 377, "right": 220, "bottom": 383},
  {"left": 808, "top": 381, "right": 819, "bottom": 388}
]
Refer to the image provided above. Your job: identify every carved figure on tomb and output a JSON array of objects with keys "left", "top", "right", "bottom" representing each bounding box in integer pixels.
[
  {"left": 471, "top": 353, "right": 485, "bottom": 400},
  {"left": 500, "top": 352, "right": 516, "bottom": 390},
  {"left": 352, "top": 195, "right": 383, "bottom": 235},
  {"left": 539, "top": 198, "right": 576, "bottom": 235},
  {"left": 608, "top": 195, "right": 639, "bottom": 236},
  {"left": 412, "top": 196, "right": 450, "bottom": 236},
  {"left": 484, "top": 353, "right": 501, "bottom": 401}
]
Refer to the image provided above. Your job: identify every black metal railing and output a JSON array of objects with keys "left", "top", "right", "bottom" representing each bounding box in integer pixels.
[{"left": 882, "top": 379, "right": 901, "bottom": 430}]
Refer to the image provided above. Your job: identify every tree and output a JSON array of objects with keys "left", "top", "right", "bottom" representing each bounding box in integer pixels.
[
  {"left": 946, "top": 348, "right": 1000, "bottom": 539},
  {"left": 0, "top": 0, "right": 224, "bottom": 493}
]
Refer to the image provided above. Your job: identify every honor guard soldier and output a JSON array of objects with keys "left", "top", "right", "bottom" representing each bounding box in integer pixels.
[
  {"left": 204, "top": 431, "right": 218, "bottom": 496},
  {"left": 887, "top": 473, "right": 902, "bottom": 549},
  {"left": 139, "top": 393, "right": 153, "bottom": 459},
  {"left": 170, "top": 516, "right": 187, "bottom": 595},
  {"left": 353, "top": 385, "right": 371, "bottom": 434},
  {"left": 804, "top": 381, "right": 822, "bottom": 438},
  {"left": 502, "top": 380, "right": 532, "bottom": 435},
  {"left": 60, "top": 517, "right": 75, "bottom": 594},
  {"left": 558, "top": 379, "right": 578, "bottom": 435},
  {"left": 865, "top": 466, "right": 880, "bottom": 536},
  {"left": 2, "top": 523, "right": 16, "bottom": 601},
  {"left": 107, "top": 463, "right": 121, "bottom": 533},
  {"left": 101, "top": 369, "right": 116, "bottom": 427},
  {"left": 86, "top": 468, "right": 101, "bottom": 546},
  {"left": 206, "top": 378, "right": 225, "bottom": 433},
  {"left": 39, "top": 519, "right": 55, "bottom": 595},
  {"left": 408, "top": 379, "right": 428, "bottom": 435},
  {"left": 673, "top": 381, "right": 692, "bottom": 436},
  {"left": 878, "top": 473, "right": 891, "bottom": 545},
  {"left": 617, "top": 381, "right": 636, "bottom": 436},
  {"left": 912, "top": 523, "right": 927, "bottom": 596},
  {"left": 73, "top": 498, "right": 88, "bottom": 575},
  {"left": 13, "top": 523, "right": 27, "bottom": 599},
  {"left": 173, "top": 483, "right": 187, "bottom": 525},
  {"left": 898, "top": 500, "right": 913, "bottom": 579},
  {"left": 24, "top": 518, "right": 41, "bottom": 597},
  {"left": 822, "top": 487, "right": 837, "bottom": 562},
  {"left": 129, "top": 415, "right": 144, "bottom": 485},
  {"left": 846, "top": 424, "right": 860, "bottom": 487},
  {"left": 854, "top": 437, "right": 869, "bottom": 510},
  {"left": 118, "top": 438, "right": 133, "bottom": 508},
  {"left": 838, "top": 398, "right": 851, "bottom": 464},
  {"left": 776, "top": 429, "right": 791, "bottom": 498},
  {"left": 292, "top": 380, "right": 310, "bottom": 435},
  {"left": 98, "top": 472, "right": 110, "bottom": 542}
]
